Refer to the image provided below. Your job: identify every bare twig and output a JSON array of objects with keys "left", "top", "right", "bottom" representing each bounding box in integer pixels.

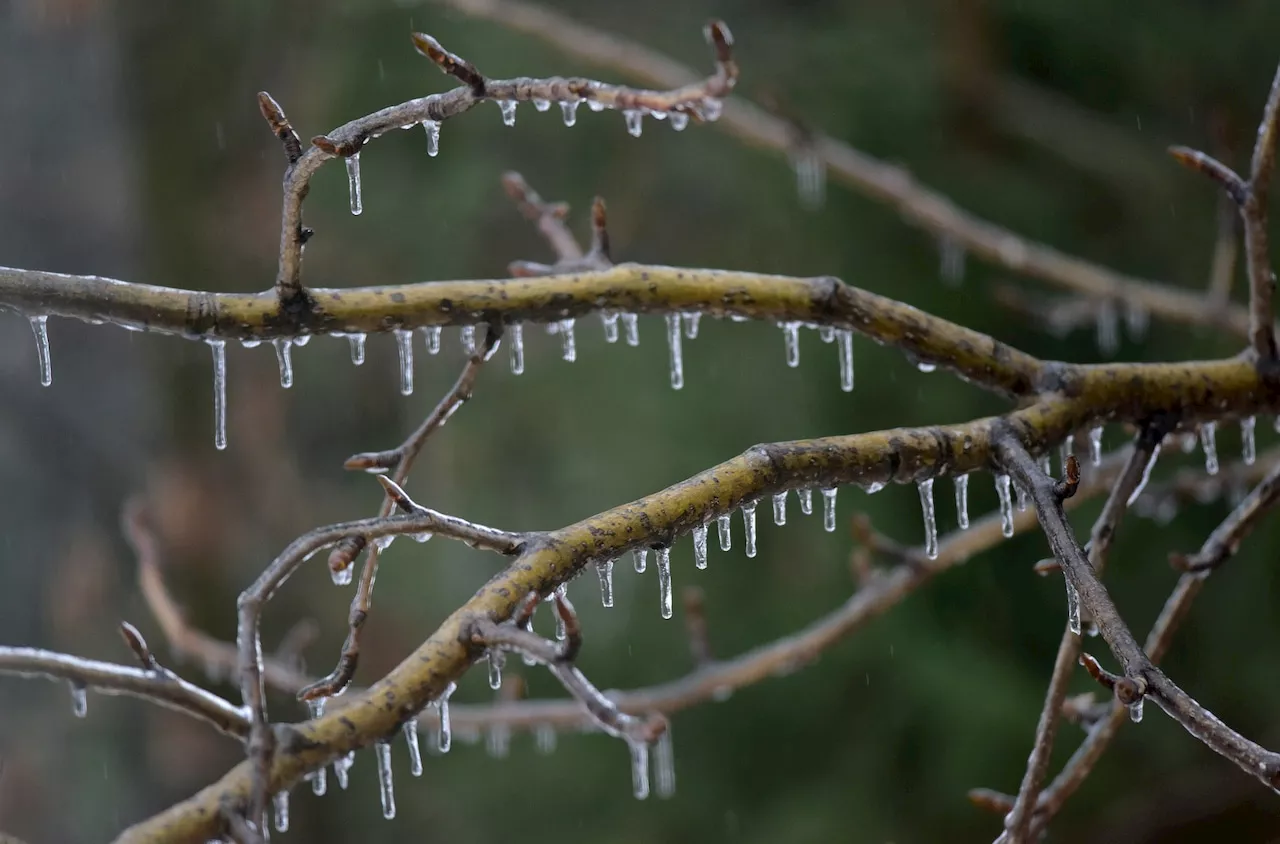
[{"left": 1171, "top": 459, "right": 1280, "bottom": 573}]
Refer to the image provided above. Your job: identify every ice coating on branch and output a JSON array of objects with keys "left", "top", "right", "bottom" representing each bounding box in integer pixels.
[
  {"left": 1126, "top": 444, "right": 1161, "bottom": 506},
  {"left": 624, "top": 110, "right": 643, "bottom": 137},
  {"left": 601, "top": 311, "right": 620, "bottom": 343},
  {"left": 273, "top": 339, "right": 293, "bottom": 389},
  {"left": 954, "top": 474, "right": 970, "bottom": 530},
  {"left": 798, "top": 487, "right": 814, "bottom": 515},
  {"left": 780, "top": 322, "right": 801, "bottom": 367},
  {"left": 1088, "top": 426, "right": 1103, "bottom": 466},
  {"left": 741, "top": 500, "right": 758, "bottom": 557},
  {"left": 509, "top": 323, "right": 525, "bottom": 374},
  {"left": 656, "top": 546, "right": 673, "bottom": 619},
  {"left": 622, "top": 313, "right": 640, "bottom": 346},
  {"left": 460, "top": 325, "right": 476, "bottom": 355},
  {"left": 628, "top": 739, "right": 651, "bottom": 800},
  {"left": 553, "top": 585, "right": 568, "bottom": 640},
  {"left": 273, "top": 791, "right": 289, "bottom": 833},
  {"left": 1096, "top": 299, "right": 1119, "bottom": 356},
  {"left": 772, "top": 492, "right": 787, "bottom": 526},
  {"left": 535, "top": 724, "right": 557, "bottom": 754},
  {"left": 1242, "top": 415, "right": 1257, "bottom": 465},
  {"left": 836, "top": 329, "right": 854, "bottom": 391},
  {"left": 403, "top": 718, "right": 423, "bottom": 776},
  {"left": 29, "top": 316, "right": 51, "bottom": 386},
  {"left": 70, "top": 682, "right": 87, "bottom": 718},
  {"left": 1128, "top": 697, "right": 1144, "bottom": 723},
  {"left": 669, "top": 111, "right": 689, "bottom": 131},
  {"left": 423, "top": 326, "right": 441, "bottom": 355},
  {"left": 596, "top": 558, "right": 615, "bottom": 607},
  {"left": 1200, "top": 422, "right": 1219, "bottom": 475},
  {"left": 939, "top": 235, "right": 965, "bottom": 285},
  {"left": 918, "top": 478, "right": 938, "bottom": 559},
  {"left": 206, "top": 339, "right": 227, "bottom": 451},
  {"left": 422, "top": 120, "right": 440, "bottom": 156},
  {"left": 1060, "top": 434, "right": 1075, "bottom": 475},
  {"left": 665, "top": 313, "right": 684, "bottom": 389},
  {"left": 1016, "top": 480, "right": 1029, "bottom": 513},
  {"left": 558, "top": 318, "right": 576, "bottom": 362},
  {"left": 693, "top": 524, "right": 708, "bottom": 569},
  {"left": 375, "top": 741, "right": 395, "bottom": 819},
  {"left": 717, "top": 514, "right": 732, "bottom": 551},
  {"left": 487, "top": 648, "right": 505, "bottom": 690},
  {"left": 995, "top": 474, "right": 1014, "bottom": 538},
  {"left": 655, "top": 728, "right": 676, "bottom": 799},
  {"left": 498, "top": 100, "right": 517, "bottom": 126},
  {"left": 682, "top": 312, "right": 701, "bottom": 339},
  {"left": 331, "top": 558, "right": 353, "bottom": 586},
  {"left": 561, "top": 100, "right": 579, "bottom": 126},
  {"left": 634, "top": 547, "right": 648, "bottom": 573},
  {"left": 394, "top": 329, "right": 414, "bottom": 396},
  {"left": 346, "top": 333, "right": 366, "bottom": 366},
  {"left": 821, "top": 487, "right": 838, "bottom": 532},
  {"left": 437, "top": 681, "right": 456, "bottom": 753},
  {"left": 1065, "top": 575, "right": 1081, "bottom": 636},
  {"left": 346, "top": 153, "right": 363, "bottom": 215}
]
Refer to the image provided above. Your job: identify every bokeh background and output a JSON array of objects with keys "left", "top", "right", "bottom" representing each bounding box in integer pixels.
[{"left": 3, "top": 1, "right": 1280, "bottom": 841}]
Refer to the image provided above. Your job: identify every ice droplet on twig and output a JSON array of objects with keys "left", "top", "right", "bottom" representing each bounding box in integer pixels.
[
  {"left": 1242, "top": 415, "right": 1257, "bottom": 465},
  {"left": 273, "top": 791, "right": 289, "bottom": 833},
  {"left": 821, "top": 487, "right": 838, "bottom": 532},
  {"left": 331, "top": 557, "right": 353, "bottom": 586},
  {"left": 70, "top": 682, "right": 87, "bottom": 718},
  {"left": 533, "top": 98, "right": 551, "bottom": 112},
  {"left": 601, "top": 311, "right": 620, "bottom": 343},
  {"left": 1088, "top": 426, "right": 1103, "bottom": 466},
  {"left": 669, "top": 111, "right": 689, "bottom": 131},
  {"left": 717, "top": 514, "right": 732, "bottom": 551},
  {"left": 273, "top": 339, "right": 293, "bottom": 389},
  {"left": 939, "top": 235, "right": 965, "bottom": 285},
  {"left": 656, "top": 546, "right": 673, "bottom": 619},
  {"left": 780, "top": 322, "right": 801, "bottom": 367},
  {"left": 207, "top": 339, "right": 227, "bottom": 451},
  {"left": 628, "top": 739, "right": 650, "bottom": 800},
  {"left": 375, "top": 740, "right": 395, "bottom": 819},
  {"left": 682, "top": 312, "right": 701, "bottom": 339},
  {"left": 693, "top": 524, "right": 708, "bottom": 569},
  {"left": 561, "top": 100, "right": 579, "bottom": 126},
  {"left": 1128, "top": 697, "right": 1144, "bottom": 723},
  {"left": 394, "top": 329, "right": 414, "bottom": 396},
  {"left": 633, "top": 547, "right": 648, "bottom": 573},
  {"left": 954, "top": 474, "right": 970, "bottom": 530},
  {"left": 1200, "top": 421, "right": 1219, "bottom": 475},
  {"left": 558, "top": 319, "right": 576, "bottom": 362},
  {"left": 918, "top": 478, "right": 938, "bottom": 559},
  {"left": 624, "top": 110, "right": 643, "bottom": 137},
  {"left": 508, "top": 323, "right": 525, "bottom": 375},
  {"left": 498, "top": 100, "right": 517, "bottom": 127},
  {"left": 403, "top": 718, "right": 423, "bottom": 777},
  {"left": 772, "top": 492, "right": 787, "bottom": 526},
  {"left": 819, "top": 325, "right": 835, "bottom": 343},
  {"left": 741, "top": 500, "right": 758, "bottom": 557},
  {"left": 798, "top": 487, "right": 814, "bottom": 515},
  {"left": 348, "top": 332, "right": 366, "bottom": 365},
  {"left": 460, "top": 325, "right": 476, "bottom": 355},
  {"left": 487, "top": 649, "right": 504, "bottom": 690},
  {"left": 29, "top": 316, "right": 51, "bottom": 386},
  {"left": 346, "top": 153, "right": 363, "bottom": 216},
  {"left": 836, "top": 329, "right": 854, "bottom": 391},
  {"left": 995, "top": 474, "right": 1014, "bottom": 538},
  {"left": 308, "top": 700, "right": 329, "bottom": 793},
  {"left": 1126, "top": 444, "right": 1161, "bottom": 506},
  {"left": 422, "top": 326, "right": 441, "bottom": 355},
  {"left": 535, "top": 724, "right": 557, "bottom": 754},
  {"left": 436, "top": 681, "right": 456, "bottom": 753},
  {"left": 665, "top": 313, "right": 684, "bottom": 389},
  {"left": 422, "top": 120, "right": 440, "bottom": 156},
  {"left": 1065, "top": 575, "right": 1081, "bottom": 636},
  {"left": 333, "top": 751, "right": 355, "bottom": 790},
  {"left": 596, "top": 558, "right": 615, "bottom": 607},
  {"left": 1096, "top": 299, "right": 1118, "bottom": 356},
  {"left": 655, "top": 728, "right": 676, "bottom": 799},
  {"left": 622, "top": 313, "right": 640, "bottom": 346}
]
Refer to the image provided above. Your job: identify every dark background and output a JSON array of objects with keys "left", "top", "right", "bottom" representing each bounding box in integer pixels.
[{"left": 2, "top": 0, "right": 1280, "bottom": 841}]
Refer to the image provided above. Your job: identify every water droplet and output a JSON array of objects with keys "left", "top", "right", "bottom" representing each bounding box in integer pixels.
[
  {"left": 916, "top": 360, "right": 937, "bottom": 374},
  {"left": 422, "top": 120, "right": 440, "bottom": 156},
  {"left": 918, "top": 478, "right": 938, "bottom": 559},
  {"left": 1128, "top": 697, "right": 1144, "bottom": 723},
  {"left": 939, "top": 235, "right": 965, "bottom": 285},
  {"left": 780, "top": 322, "right": 801, "bottom": 367},
  {"left": 836, "top": 329, "right": 854, "bottom": 391},
  {"left": 561, "top": 100, "right": 579, "bottom": 126},
  {"left": 821, "top": 487, "right": 838, "bottom": 532},
  {"left": 346, "top": 153, "right": 363, "bottom": 216},
  {"left": 628, "top": 739, "right": 650, "bottom": 800},
  {"left": 1200, "top": 422, "right": 1219, "bottom": 475},
  {"left": 633, "top": 547, "right": 648, "bottom": 573},
  {"left": 772, "top": 492, "right": 787, "bottom": 526},
  {"left": 535, "top": 724, "right": 557, "bottom": 754},
  {"left": 1126, "top": 444, "right": 1161, "bottom": 506},
  {"left": 669, "top": 111, "right": 689, "bottom": 131},
  {"left": 622, "top": 313, "right": 640, "bottom": 346},
  {"left": 656, "top": 546, "right": 673, "bottom": 619},
  {"left": 394, "top": 329, "right": 414, "bottom": 396},
  {"left": 403, "top": 718, "right": 423, "bottom": 777},
  {"left": 1096, "top": 299, "right": 1119, "bottom": 356},
  {"left": 333, "top": 751, "right": 354, "bottom": 790},
  {"left": 508, "top": 323, "right": 525, "bottom": 374},
  {"left": 273, "top": 791, "right": 289, "bottom": 833},
  {"left": 558, "top": 318, "right": 576, "bottom": 362},
  {"left": 375, "top": 740, "right": 395, "bottom": 819},
  {"left": 206, "top": 339, "right": 227, "bottom": 450},
  {"left": 995, "top": 474, "right": 1014, "bottom": 538},
  {"left": 954, "top": 474, "right": 970, "bottom": 530},
  {"left": 693, "top": 524, "right": 708, "bottom": 569},
  {"left": 717, "top": 514, "right": 732, "bottom": 551},
  {"left": 1088, "top": 426, "right": 1104, "bottom": 466},
  {"left": 1242, "top": 415, "right": 1257, "bottom": 465},
  {"left": 460, "top": 325, "right": 476, "bottom": 355},
  {"left": 487, "top": 649, "right": 505, "bottom": 690},
  {"left": 587, "top": 99, "right": 606, "bottom": 113},
  {"left": 422, "top": 326, "right": 442, "bottom": 355},
  {"left": 682, "top": 312, "right": 701, "bottom": 339},
  {"left": 273, "top": 339, "right": 293, "bottom": 389},
  {"left": 533, "top": 98, "right": 551, "bottom": 112},
  {"left": 700, "top": 98, "right": 723, "bottom": 122},
  {"left": 29, "top": 316, "right": 51, "bottom": 386},
  {"left": 331, "top": 559, "right": 353, "bottom": 586},
  {"left": 624, "top": 110, "right": 643, "bottom": 137},
  {"left": 665, "top": 314, "right": 683, "bottom": 389},
  {"left": 498, "top": 100, "right": 517, "bottom": 126},
  {"left": 798, "top": 488, "right": 814, "bottom": 515},
  {"left": 70, "top": 683, "right": 87, "bottom": 718},
  {"left": 596, "top": 558, "right": 615, "bottom": 607},
  {"left": 741, "top": 501, "right": 758, "bottom": 557},
  {"left": 655, "top": 728, "right": 676, "bottom": 799},
  {"left": 865, "top": 481, "right": 885, "bottom": 494},
  {"left": 240, "top": 338, "right": 262, "bottom": 349}
]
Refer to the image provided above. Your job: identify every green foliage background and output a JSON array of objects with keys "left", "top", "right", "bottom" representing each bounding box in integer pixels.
[{"left": 2, "top": 1, "right": 1280, "bottom": 841}]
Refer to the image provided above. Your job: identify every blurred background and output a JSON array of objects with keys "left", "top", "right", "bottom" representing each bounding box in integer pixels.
[{"left": 3, "top": 0, "right": 1280, "bottom": 841}]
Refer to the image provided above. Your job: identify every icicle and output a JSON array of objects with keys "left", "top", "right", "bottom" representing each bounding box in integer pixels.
[
  {"left": 622, "top": 313, "right": 640, "bottom": 346},
  {"left": 553, "top": 585, "right": 568, "bottom": 640},
  {"left": 206, "top": 339, "right": 227, "bottom": 451},
  {"left": 624, "top": 110, "right": 643, "bottom": 137},
  {"left": 866, "top": 481, "right": 885, "bottom": 494},
  {"left": 535, "top": 724, "right": 557, "bottom": 754},
  {"left": 273, "top": 339, "right": 293, "bottom": 389},
  {"left": 394, "top": 329, "right": 414, "bottom": 396},
  {"left": 634, "top": 547, "right": 648, "bottom": 573},
  {"left": 498, "top": 100, "right": 517, "bottom": 127},
  {"left": 309, "top": 766, "right": 327, "bottom": 797},
  {"left": 918, "top": 478, "right": 938, "bottom": 559},
  {"left": 656, "top": 546, "right": 673, "bottom": 619},
  {"left": 717, "top": 514, "right": 732, "bottom": 551},
  {"left": 240, "top": 338, "right": 262, "bottom": 348},
  {"left": 819, "top": 325, "right": 836, "bottom": 343},
  {"left": 1096, "top": 299, "right": 1118, "bottom": 356},
  {"left": 508, "top": 323, "right": 525, "bottom": 375},
  {"left": 1241, "top": 415, "right": 1257, "bottom": 465},
  {"left": 939, "top": 235, "right": 965, "bottom": 285},
  {"left": 421, "top": 120, "right": 440, "bottom": 156},
  {"left": 28, "top": 316, "right": 52, "bottom": 386},
  {"left": 333, "top": 752, "right": 354, "bottom": 790},
  {"left": 293, "top": 334, "right": 311, "bottom": 347},
  {"left": 596, "top": 558, "right": 615, "bottom": 607},
  {"left": 331, "top": 560, "right": 353, "bottom": 587},
  {"left": 1060, "top": 434, "right": 1075, "bottom": 475},
  {"left": 375, "top": 741, "right": 395, "bottom": 819},
  {"left": 781, "top": 322, "right": 801, "bottom": 367},
  {"left": 772, "top": 492, "right": 787, "bottom": 526},
  {"left": 693, "top": 524, "right": 708, "bottom": 569},
  {"left": 346, "top": 153, "right": 363, "bottom": 215},
  {"left": 437, "top": 682, "right": 456, "bottom": 753},
  {"left": 655, "top": 728, "right": 676, "bottom": 799},
  {"left": 70, "top": 683, "right": 87, "bottom": 718},
  {"left": 954, "top": 474, "right": 970, "bottom": 530},
  {"left": 601, "top": 311, "right": 620, "bottom": 343},
  {"left": 487, "top": 649, "right": 505, "bottom": 690},
  {"left": 682, "top": 312, "right": 701, "bottom": 339},
  {"left": 791, "top": 148, "right": 826, "bottom": 210},
  {"left": 1016, "top": 481, "right": 1029, "bottom": 513},
  {"left": 403, "top": 719, "right": 423, "bottom": 777},
  {"left": 700, "top": 98, "right": 724, "bottom": 122},
  {"left": 561, "top": 100, "right": 579, "bottom": 126},
  {"left": 821, "top": 487, "right": 838, "bottom": 533},
  {"left": 533, "top": 98, "right": 551, "bottom": 112},
  {"left": 741, "top": 501, "right": 758, "bottom": 557},
  {"left": 665, "top": 313, "right": 684, "bottom": 389},
  {"left": 628, "top": 739, "right": 651, "bottom": 800},
  {"left": 1126, "top": 444, "right": 1161, "bottom": 506},
  {"left": 344, "top": 332, "right": 366, "bottom": 366},
  {"left": 836, "top": 329, "right": 854, "bottom": 391},
  {"left": 1200, "top": 422, "right": 1219, "bottom": 475},
  {"left": 1128, "top": 697, "right": 1144, "bottom": 723},
  {"left": 587, "top": 99, "right": 606, "bottom": 112},
  {"left": 1063, "top": 574, "right": 1082, "bottom": 636},
  {"left": 669, "top": 111, "right": 689, "bottom": 131},
  {"left": 1125, "top": 301, "right": 1149, "bottom": 341},
  {"left": 272, "top": 791, "right": 289, "bottom": 833},
  {"left": 1088, "top": 426, "right": 1103, "bottom": 466},
  {"left": 558, "top": 319, "right": 576, "bottom": 362},
  {"left": 1040, "top": 454, "right": 1052, "bottom": 477},
  {"left": 487, "top": 724, "right": 511, "bottom": 758},
  {"left": 423, "top": 326, "right": 441, "bottom": 355},
  {"left": 798, "top": 488, "right": 813, "bottom": 515},
  {"left": 460, "top": 325, "right": 476, "bottom": 355},
  {"left": 996, "top": 474, "right": 1014, "bottom": 538}
]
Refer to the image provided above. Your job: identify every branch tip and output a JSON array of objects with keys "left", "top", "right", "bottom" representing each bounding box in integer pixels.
[
  {"left": 256, "top": 91, "right": 302, "bottom": 164},
  {"left": 119, "top": 621, "right": 158, "bottom": 671},
  {"left": 1168, "top": 145, "right": 1248, "bottom": 205},
  {"left": 410, "top": 32, "right": 485, "bottom": 95}
]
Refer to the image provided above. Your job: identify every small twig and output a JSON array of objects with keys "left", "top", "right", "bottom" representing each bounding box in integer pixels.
[
  {"left": 256, "top": 92, "right": 302, "bottom": 165},
  {"left": 1244, "top": 62, "right": 1280, "bottom": 359},
  {"left": 501, "top": 172, "right": 583, "bottom": 263},
  {"left": 118, "top": 621, "right": 159, "bottom": 672},
  {"left": 1168, "top": 146, "right": 1248, "bottom": 205},
  {"left": 681, "top": 587, "right": 713, "bottom": 667},
  {"left": 1171, "top": 459, "right": 1280, "bottom": 573}
]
